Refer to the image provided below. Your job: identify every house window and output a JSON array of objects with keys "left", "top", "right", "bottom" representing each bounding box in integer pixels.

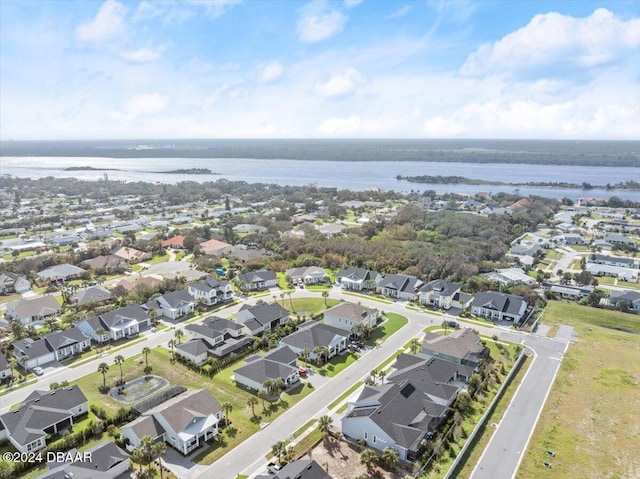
[
  {"left": 364, "top": 432, "right": 368, "bottom": 440},
  {"left": 373, "top": 436, "right": 377, "bottom": 444}
]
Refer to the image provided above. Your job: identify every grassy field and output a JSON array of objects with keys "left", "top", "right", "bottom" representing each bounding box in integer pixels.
[
  {"left": 146, "top": 253, "right": 170, "bottom": 264},
  {"left": 368, "top": 312, "right": 408, "bottom": 344},
  {"left": 284, "top": 297, "right": 340, "bottom": 316},
  {"left": 517, "top": 301, "right": 640, "bottom": 479}
]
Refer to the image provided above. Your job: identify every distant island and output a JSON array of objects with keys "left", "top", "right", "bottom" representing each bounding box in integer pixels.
[
  {"left": 157, "top": 168, "right": 217, "bottom": 175},
  {"left": 64, "top": 166, "right": 120, "bottom": 171},
  {"left": 396, "top": 175, "right": 640, "bottom": 191}
]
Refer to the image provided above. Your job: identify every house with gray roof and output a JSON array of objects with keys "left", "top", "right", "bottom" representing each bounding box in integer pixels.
[
  {"left": 388, "top": 353, "right": 475, "bottom": 393},
  {"left": 585, "top": 263, "right": 639, "bottom": 282},
  {"left": 255, "top": 460, "right": 334, "bottom": 479},
  {"left": 236, "top": 302, "right": 290, "bottom": 336},
  {"left": 279, "top": 321, "right": 349, "bottom": 362},
  {"left": 604, "top": 234, "right": 636, "bottom": 249},
  {"left": 121, "top": 389, "right": 222, "bottom": 455},
  {"left": 471, "top": 291, "right": 529, "bottom": 323},
  {"left": 12, "top": 327, "right": 91, "bottom": 370},
  {"left": 418, "top": 279, "right": 461, "bottom": 310},
  {"left": 235, "top": 270, "right": 277, "bottom": 291},
  {"left": 82, "top": 254, "right": 130, "bottom": 273},
  {"left": 37, "top": 264, "right": 86, "bottom": 283},
  {"left": 323, "top": 302, "right": 378, "bottom": 333},
  {"left": 540, "top": 282, "right": 592, "bottom": 300},
  {"left": 377, "top": 274, "right": 424, "bottom": 301},
  {"left": 588, "top": 254, "right": 639, "bottom": 269},
  {"left": 335, "top": 268, "right": 381, "bottom": 291},
  {"left": 70, "top": 285, "right": 113, "bottom": 305},
  {"left": 0, "top": 386, "right": 88, "bottom": 453},
  {"left": 0, "top": 272, "right": 31, "bottom": 294},
  {"left": 609, "top": 290, "right": 640, "bottom": 312},
  {"left": 421, "top": 329, "right": 489, "bottom": 368},
  {"left": 233, "top": 346, "right": 300, "bottom": 392},
  {"left": 36, "top": 441, "right": 129, "bottom": 479},
  {"left": 6, "top": 295, "right": 61, "bottom": 325},
  {"left": 285, "top": 266, "right": 330, "bottom": 285},
  {"left": 184, "top": 315, "right": 253, "bottom": 359},
  {"left": 76, "top": 305, "right": 149, "bottom": 342},
  {"left": 146, "top": 289, "right": 197, "bottom": 320},
  {"left": 187, "top": 276, "right": 233, "bottom": 305},
  {"left": 342, "top": 380, "right": 448, "bottom": 462}
]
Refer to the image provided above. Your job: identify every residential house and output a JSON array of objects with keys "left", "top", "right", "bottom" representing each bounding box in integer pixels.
[
  {"left": 418, "top": 280, "right": 461, "bottom": 310},
  {"left": 322, "top": 302, "right": 378, "bottom": 334},
  {"left": 6, "top": 295, "right": 61, "bottom": 325},
  {"left": 233, "top": 346, "right": 300, "bottom": 392},
  {"left": 77, "top": 305, "right": 150, "bottom": 342},
  {"left": 111, "top": 246, "right": 151, "bottom": 264},
  {"left": 82, "top": 254, "right": 130, "bottom": 273},
  {"left": 388, "top": 352, "right": 475, "bottom": 389},
  {"left": 285, "top": 266, "right": 330, "bottom": 285},
  {"left": 585, "top": 263, "right": 638, "bottom": 282},
  {"left": 12, "top": 327, "right": 91, "bottom": 370},
  {"left": 235, "top": 270, "right": 277, "bottom": 291},
  {"left": 147, "top": 290, "right": 197, "bottom": 320},
  {"left": 187, "top": 277, "right": 233, "bottom": 305},
  {"left": 228, "top": 245, "right": 270, "bottom": 264},
  {"left": 588, "top": 254, "right": 639, "bottom": 269},
  {"left": 233, "top": 224, "right": 268, "bottom": 234},
  {"left": 0, "top": 353, "right": 12, "bottom": 383},
  {"left": 604, "top": 235, "right": 636, "bottom": 250},
  {"left": 471, "top": 292, "right": 529, "bottom": 323},
  {"left": 236, "top": 302, "right": 290, "bottom": 336},
  {"left": 37, "top": 264, "right": 86, "bottom": 283},
  {"left": 540, "top": 282, "right": 592, "bottom": 300},
  {"left": 199, "top": 239, "right": 232, "bottom": 256},
  {"left": 254, "top": 460, "right": 333, "bottom": 479},
  {"left": 420, "top": 329, "right": 489, "bottom": 368},
  {"left": 36, "top": 441, "right": 129, "bottom": 479},
  {"left": 162, "top": 235, "right": 187, "bottom": 249},
  {"left": 184, "top": 316, "right": 253, "bottom": 360},
  {"left": 0, "top": 386, "right": 88, "bottom": 453},
  {"left": 114, "top": 276, "right": 162, "bottom": 292},
  {"left": 317, "top": 223, "right": 347, "bottom": 237},
  {"left": 609, "top": 290, "right": 640, "bottom": 312},
  {"left": 335, "top": 268, "right": 380, "bottom": 291},
  {"left": 121, "top": 389, "right": 222, "bottom": 455},
  {"left": 70, "top": 285, "right": 113, "bottom": 305},
  {"left": 484, "top": 268, "right": 536, "bottom": 286},
  {"left": 279, "top": 321, "right": 349, "bottom": 362},
  {"left": 0, "top": 272, "right": 31, "bottom": 294},
  {"left": 377, "top": 274, "right": 423, "bottom": 301}
]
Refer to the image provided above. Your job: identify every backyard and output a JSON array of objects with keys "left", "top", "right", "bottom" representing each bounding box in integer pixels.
[{"left": 516, "top": 301, "right": 640, "bottom": 479}]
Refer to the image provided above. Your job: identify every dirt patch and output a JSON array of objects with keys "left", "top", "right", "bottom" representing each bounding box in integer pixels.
[{"left": 300, "top": 439, "right": 411, "bottom": 479}]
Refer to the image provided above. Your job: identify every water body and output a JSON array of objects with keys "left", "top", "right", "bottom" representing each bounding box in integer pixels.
[{"left": 1, "top": 139, "right": 639, "bottom": 201}]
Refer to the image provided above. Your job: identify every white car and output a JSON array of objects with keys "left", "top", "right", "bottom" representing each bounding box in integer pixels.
[{"left": 33, "top": 367, "right": 44, "bottom": 376}]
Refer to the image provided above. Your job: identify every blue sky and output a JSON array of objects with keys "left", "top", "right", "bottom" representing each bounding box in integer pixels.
[{"left": 0, "top": 0, "right": 638, "bottom": 140}]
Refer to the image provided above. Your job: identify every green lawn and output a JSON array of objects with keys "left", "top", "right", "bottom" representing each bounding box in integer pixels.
[
  {"left": 305, "top": 284, "right": 332, "bottom": 292},
  {"left": 368, "top": 312, "right": 408, "bottom": 344},
  {"left": 517, "top": 301, "right": 640, "bottom": 479},
  {"left": 285, "top": 298, "right": 340, "bottom": 316},
  {"left": 546, "top": 250, "right": 561, "bottom": 260},
  {"left": 2, "top": 250, "right": 38, "bottom": 261},
  {"left": 328, "top": 381, "right": 363, "bottom": 411},
  {"left": 320, "top": 352, "right": 359, "bottom": 377},
  {"left": 146, "top": 253, "right": 170, "bottom": 264},
  {"left": 276, "top": 272, "right": 289, "bottom": 289},
  {"left": 569, "top": 245, "right": 591, "bottom": 252},
  {"left": 343, "top": 291, "right": 393, "bottom": 304},
  {"left": 0, "top": 292, "right": 21, "bottom": 304}
]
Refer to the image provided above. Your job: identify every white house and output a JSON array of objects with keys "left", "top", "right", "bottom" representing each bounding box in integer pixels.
[
  {"left": 323, "top": 302, "right": 378, "bottom": 333},
  {"left": 77, "top": 305, "right": 150, "bottom": 342},
  {"left": 0, "top": 273, "right": 31, "bottom": 294},
  {"left": 234, "top": 270, "right": 277, "bottom": 291},
  {"left": 187, "top": 277, "right": 233, "bottom": 305},
  {"left": 418, "top": 280, "right": 461, "bottom": 310},
  {"left": 285, "top": 266, "right": 330, "bottom": 284},
  {"left": 5, "top": 295, "right": 61, "bottom": 325},
  {"left": 471, "top": 292, "right": 528, "bottom": 323},
  {"left": 147, "top": 290, "right": 197, "bottom": 320},
  {"left": 377, "top": 274, "right": 423, "bottom": 301},
  {"left": 279, "top": 321, "right": 349, "bottom": 362},
  {"left": 12, "top": 327, "right": 91, "bottom": 370},
  {"left": 335, "top": 268, "right": 380, "bottom": 291}
]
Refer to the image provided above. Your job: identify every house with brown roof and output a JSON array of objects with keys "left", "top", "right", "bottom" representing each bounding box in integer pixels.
[
  {"left": 162, "top": 235, "right": 187, "bottom": 249},
  {"left": 421, "top": 328, "right": 489, "bottom": 368},
  {"left": 200, "top": 238, "right": 232, "bottom": 256},
  {"left": 111, "top": 246, "right": 151, "bottom": 263},
  {"left": 6, "top": 295, "right": 61, "bottom": 325},
  {"left": 323, "top": 302, "right": 378, "bottom": 333}
]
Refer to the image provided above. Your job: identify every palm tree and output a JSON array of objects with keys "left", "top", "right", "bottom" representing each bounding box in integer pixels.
[
  {"left": 271, "top": 441, "right": 287, "bottom": 465},
  {"left": 280, "top": 292, "right": 285, "bottom": 307},
  {"left": 263, "top": 378, "right": 273, "bottom": 396},
  {"left": 378, "top": 369, "right": 387, "bottom": 384},
  {"left": 258, "top": 390, "right": 267, "bottom": 411},
  {"left": 96, "top": 327, "right": 106, "bottom": 352},
  {"left": 151, "top": 441, "right": 167, "bottom": 479},
  {"left": 312, "top": 346, "right": 322, "bottom": 366},
  {"left": 167, "top": 339, "right": 175, "bottom": 359},
  {"left": 300, "top": 348, "right": 310, "bottom": 365},
  {"left": 321, "top": 290, "right": 329, "bottom": 306},
  {"left": 149, "top": 308, "right": 158, "bottom": 329},
  {"left": 142, "top": 347, "right": 151, "bottom": 368},
  {"left": 44, "top": 316, "right": 59, "bottom": 332},
  {"left": 222, "top": 402, "right": 233, "bottom": 426},
  {"left": 382, "top": 447, "right": 400, "bottom": 470},
  {"left": 174, "top": 328, "right": 185, "bottom": 344},
  {"left": 140, "top": 435, "right": 155, "bottom": 470},
  {"left": 360, "top": 448, "right": 378, "bottom": 472},
  {"left": 247, "top": 396, "right": 258, "bottom": 417},
  {"left": 130, "top": 448, "right": 145, "bottom": 475},
  {"left": 409, "top": 338, "right": 420, "bottom": 354},
  {"left": 318, "top": 415, "right": 333, "bottom": 441},
  {"left": 287, "top": 291, "right": 294, "bottom": 311},
  {"left": 98, "top": 362, "right": 109, "bottom": 389},
  {"left": 321, "top": 346, "right": 330, "bottom": 364},
  {"left": 114, "top": 355, "right": 125, "bottom": 383}
]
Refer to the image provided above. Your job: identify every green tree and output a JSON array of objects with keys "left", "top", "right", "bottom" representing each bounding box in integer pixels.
[
  {"left": 152, "top": 441, "right": 167, "bottom": 479},
  {"left": 140, "top": 435, "right": 155, "bottom": 470},
  {"left": 142, "top": 347, "right": 151, "bottom": 368},
  {"left": 114, "top": 355, "right": 125, "bottom": 383},
  {"left": 96, "top": 327, "right": 106, "bottom": 352},
  {"left": 222, "top": 402, "right": 233, "bottom": 425},
  {"left": 174, "top": 329, "right": 185, "bottom": 344},
  {"left": 247, "top": 396, "right": 258, "bottom": 417},
  {"left": 130, "top": 448, "right": 145, "bottom": 475},
  {"left": 382, "top": 447, "right": 399, "bottom": 470},
  {"left": 98, "top": 362, "right": 109, "bottom": 389},
  {"left": 360, "top": 448, "right": 378, "bottom": 472},
  {"left": 271, "top": 441, "right": 287, "bottom": 465},
  {"left": 322, "top": 290, "right": 329, "bottom": 306},
  {"left": 318, "top": 415, "right": 333, "bottom": 441},
  {"left": 409, "top": 338, "right": 420, "bottom": 354}
]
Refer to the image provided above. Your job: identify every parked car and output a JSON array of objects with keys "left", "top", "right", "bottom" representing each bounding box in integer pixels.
[
  {"left": 267, "top": 462, "right": 282, "bottom": 474},
  {"left": 33, "top": 367, "right": 43, "bottom": 376},
  {"left": 298, "top": 368, "right": 307, "bottom": 377}
]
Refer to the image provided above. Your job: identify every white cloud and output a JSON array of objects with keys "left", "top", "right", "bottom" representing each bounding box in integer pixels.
[
  {"left": 315, "top": 67, "right": 364, "bottom": 97},
  {"left": 120, "top": 46, "right": 165, "bottom": 63},
  {"left": 116, "top": 93, "right": 169, "bottom": 120},
  {"left": 187, "top": 0, "right": 242, "bottom": 19},
  {"left": 297, "top": 2, "right": 347, "bottom": 43},
  {"left": 259, "top": 61, "right": 284, "bottom": 83},
  {"left": 343, "top": 0, "right": 362, "bottom": 9},
  {"left": 318, "top": 115, "right": 361, "bottom": 135},
  {"left": 75, "top": 0, "right": 127, "bottom": 43},
  {"left": 385, "top": 5, "right": 411, "bottom": 20},
  {"left": 462, "top": 8, "right": 640, "bottom": 77}
]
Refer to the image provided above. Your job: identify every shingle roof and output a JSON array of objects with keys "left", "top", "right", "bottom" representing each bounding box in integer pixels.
[
  {"left": 236, "top": 302, "right": 289, "bottom": 329},
  {"left": 13, "top": 337, "right": 54, "bottom": 360},
  {"left": 337, "top": 267, "right": 376, "bottom": 282},
  {"left": 145, "top": 389, "right": 221, "bottom": 434},
  {"left": 323, "top": 302, "right": 377, "bottom": 323},
  {"left": 176, "top": 339, "right": 212, "bottom": 356},
  {"left": 234, "top": 358, "right": 298, "bottom": 385},
  {"left": 421, "top": 329, "right": 488, "bottom": 363},
  {"left": 44, "top": 327, "right": 88, "bottom": 350},
  {"left": 158, "top": 289, "right": 196, "bottom": 308},
  {"left": 270, "top": 460, "right": 333, "bottom": 479},
  {"left": 236, "top": 270, "right": 277, "bottom": 284},
  {"left": 125, "top": 415, "right": 166, "bottom": 440},
  {"left": 7, "top": 295, "right": 60, "bottom": 320},
  {"left": 379, "top": 274, "right": 421, "bottom": 293},
  {"left": 70, "top": 286, "right": 112, "bottom": 305},
  {"left": 279, "top": 321, "right": 349, "bottom": 351},
  {"left": 472, "top": 291, "right": 527, "bottom": 315},
  {"left": 419, "top": 279, "right": 460, "bottom": 296},
  {"left": 37, "top": 264, "right": 85, "bottom": 280},
  {"left": 100, "top": 305, "right": 149, "bottom": 328}
]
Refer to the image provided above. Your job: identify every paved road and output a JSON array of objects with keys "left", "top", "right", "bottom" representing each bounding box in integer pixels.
[{"left": 469, "top": 332, "right": 569, "bottom": 479}]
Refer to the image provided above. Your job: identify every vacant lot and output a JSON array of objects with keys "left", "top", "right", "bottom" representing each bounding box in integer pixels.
[{"left": 517, "top": 301, "right": 640, "bottom": 479}]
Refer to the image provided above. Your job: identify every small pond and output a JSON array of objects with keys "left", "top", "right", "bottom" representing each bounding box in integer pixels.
[{"left": 109, "top": 375, "right": 169, "bottom": 403}]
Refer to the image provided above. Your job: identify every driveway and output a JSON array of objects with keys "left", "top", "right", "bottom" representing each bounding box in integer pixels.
[{"left": 162, "top": 446, "right": 208, "bottom": 479}]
